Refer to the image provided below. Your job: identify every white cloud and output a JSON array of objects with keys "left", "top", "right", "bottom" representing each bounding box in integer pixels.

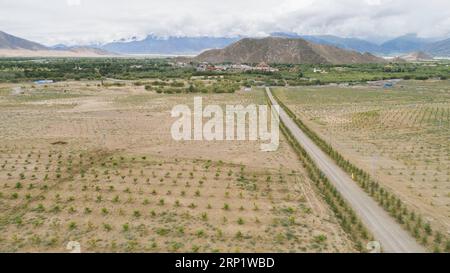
[
  {"left": 365, "top": 0, "right": 382, "bottom": 6},
  {"left": 0, "top": 0, "right": 449, "bottom": 45},
  {"left": 66, "top": 0, "right": 81, "bottom": 7}
]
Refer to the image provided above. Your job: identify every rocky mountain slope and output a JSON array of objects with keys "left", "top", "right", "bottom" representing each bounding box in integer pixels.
[
  {"left": 0, "top": 31, "right": 115, "bottom": 57},
  {"left": 196, "top": 37, "right": 384, "bottom": 64},
  {"left": 0, "top": 31, "right": 47, "bottom": 50}
]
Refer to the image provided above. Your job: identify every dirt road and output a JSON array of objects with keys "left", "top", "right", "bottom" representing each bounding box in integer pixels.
[{"left": 266, "top": 87, "right": 426, "bottom": 253}]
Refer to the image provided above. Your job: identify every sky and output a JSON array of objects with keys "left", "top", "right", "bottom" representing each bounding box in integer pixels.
[{"left": 0, "top": 0, "right": 449, "bottom": 46}]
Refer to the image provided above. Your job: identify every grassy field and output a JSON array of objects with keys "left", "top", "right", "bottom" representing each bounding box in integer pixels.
[
  {"left": 0, "top": 81, "right": 356, "bottom": 253},
  {"left": 273, "top": 80, "right": 450, "bottom": 242}
]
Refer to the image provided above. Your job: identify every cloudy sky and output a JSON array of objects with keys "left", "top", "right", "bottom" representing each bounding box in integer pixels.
[{"left": 0, "top": 0, "right": 449, "bottom": 45}]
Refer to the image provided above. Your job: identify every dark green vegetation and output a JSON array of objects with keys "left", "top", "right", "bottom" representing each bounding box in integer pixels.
[
  {"left": 0, "top": 58, "right": 187, "bottom": 82},
  {"left": 0, "top": 58, "right": 448, "bottom": 87},
  {"left": 142, "top": 80, "right": 239, "bottom": 94}
]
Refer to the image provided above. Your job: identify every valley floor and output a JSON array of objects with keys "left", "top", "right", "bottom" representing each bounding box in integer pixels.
[{"left": 0, "top": 81, "right": 355, "bottom": 253}]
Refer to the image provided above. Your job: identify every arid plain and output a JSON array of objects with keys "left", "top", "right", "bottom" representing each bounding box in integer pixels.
[{"left": 0, "top": 81, "right": 356, "bottom": 252}]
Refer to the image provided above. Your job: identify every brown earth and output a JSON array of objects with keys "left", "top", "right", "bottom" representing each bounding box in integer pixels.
[{"left": 0, "top": 81, "right": 356, "bottom": 253}]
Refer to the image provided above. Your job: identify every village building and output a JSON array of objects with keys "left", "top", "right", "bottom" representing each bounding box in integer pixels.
[{"left": 255, "top": 62, "right": 279, "bottom": 72}]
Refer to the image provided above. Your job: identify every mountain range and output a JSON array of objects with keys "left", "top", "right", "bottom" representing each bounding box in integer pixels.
[
  {"left": 272, "top": 33, "right": 449, "bottom": 57},
  {"left": 195, "top": 37, "right": 384, "bottom": 64},
  {"left": 423, "top": 38, "right": 450, "bottom": 57},
  {"left": 1, "top": 30, "right": 449, "bottom": 59},
  {"left": 97, "top": 32, "right": 449, "bottom": 57},
  {"left": 101, "top": 35, "right": 240, "bottom": 55},
  {"left": 0, "top": 31, "right": 114, "bottom": 57}
]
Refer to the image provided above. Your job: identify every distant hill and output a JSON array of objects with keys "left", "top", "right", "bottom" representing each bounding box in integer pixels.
[
  {"left": 51, "top": 45, "right": 114, "bottom": 56},
  {"left": 0, "top": 31, "right": 116, "bottom": 57},
  {"left": 195, "top": 37, "right": 384, "bottom": 64},
  {"left": 0, "top": 30, "right": 47, "bottom": 50},
  {"left": 271, "top": 32, "right": 450, "bottom": 57},
  {"left": 380, "top": 34, "right": 432, "bottom": 54},
  {"left": 102, "top": 35, "right": 240, "bottom": 55},
  {"left": 401, "top": 51, "right": 434, "bottom": 61},
  {"left": 424, "top": 38, "right": 450, "bottom": 57}
]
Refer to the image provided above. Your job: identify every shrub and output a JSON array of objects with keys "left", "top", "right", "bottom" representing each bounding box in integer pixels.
[
  {"left": 103, "top": 223, "right": 112, "bottom": 232},
  {"left": 101, "top": 208, "right": 109, "bottom": 215},
  {"left": 122, "top": 223, "right": 130, "bottom": 232},
  {"left": 201, "top": 213, "right": 208, "bottom": 221},
  {"left": 133, "top": 211, "right": 141, "bottom": 218},
  {"left": 313, "top": 234, "right": 327, "bottom": 244},
  {"left": 156, "top": 228, "right": 170, "bottom": 236},
  {"left": 68, "top": 222, "right": 77, "bottom": 230}
]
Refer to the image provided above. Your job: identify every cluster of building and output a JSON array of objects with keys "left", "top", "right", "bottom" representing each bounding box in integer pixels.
[{"left": 195, "top": 62, "right": 279, "bottom": 73}]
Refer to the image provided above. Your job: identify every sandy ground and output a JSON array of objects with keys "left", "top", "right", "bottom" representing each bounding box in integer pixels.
[{"left": 0, "top": 81, "right": 356, "bottom": 253}]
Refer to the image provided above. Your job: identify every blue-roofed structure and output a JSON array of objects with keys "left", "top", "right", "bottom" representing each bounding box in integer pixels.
[{"left": 34, "top": 80, "right": 54, "bottom": 85}]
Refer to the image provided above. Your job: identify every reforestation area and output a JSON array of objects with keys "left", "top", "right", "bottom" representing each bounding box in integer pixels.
[
  {"left": 0, "top": 81, "right": 356, "bottom": 252},
  {"left": 273, "top": 80, "right": 450, "bottom": 252}
]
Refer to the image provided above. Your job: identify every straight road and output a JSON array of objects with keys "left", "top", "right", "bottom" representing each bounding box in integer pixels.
[{"left": 266, "top": 87, "right": 425, "bottom": 253}]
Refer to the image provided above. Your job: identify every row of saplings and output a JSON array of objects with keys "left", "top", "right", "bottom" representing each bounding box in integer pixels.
[
  {"left": 273, "top": 92, "right": 449, "bottom": 253},
  {"left": 280, "top": 114, "right": 370, "bottom": 252}
]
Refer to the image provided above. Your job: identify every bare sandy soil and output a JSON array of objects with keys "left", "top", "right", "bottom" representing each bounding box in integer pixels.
[{"left": 0, "top": 81, "right": 355, "bottom": 253}]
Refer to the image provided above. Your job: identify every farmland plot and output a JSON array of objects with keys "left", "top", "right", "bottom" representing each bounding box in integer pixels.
[
  {"left": 274, "top": 80, "right": 450, "bottom": 238},
  {"left": 0, "top": 81, "right": 355, "bottom": 252}
]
